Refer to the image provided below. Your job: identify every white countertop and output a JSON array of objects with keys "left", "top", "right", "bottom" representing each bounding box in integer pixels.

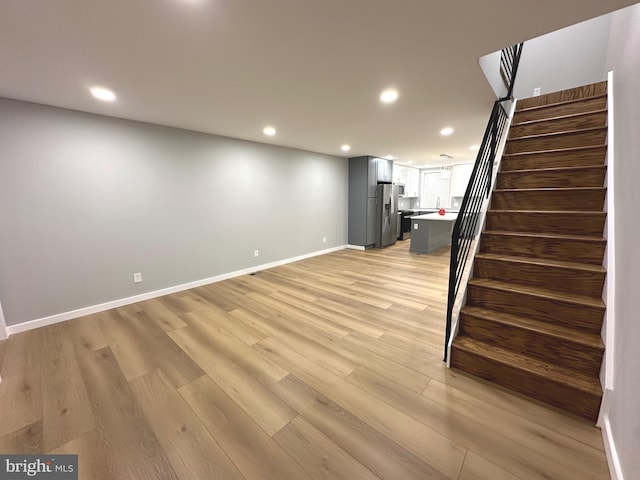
[{"left": 411, "top": 212, "right": 458, "bottom": 221}]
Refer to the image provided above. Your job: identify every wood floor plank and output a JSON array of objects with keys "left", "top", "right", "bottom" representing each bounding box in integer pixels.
[
  {"left": 129, "top": 369, "right": 245, "bottom": 480},
  {"left": 179, "top": 309, "right": 288, "bottom": 387},
  {"left": 343, "top": 330, "right": 439, "bottom": 374},
  {"left": 247, "top": 291, "right": 353, "bottom": 338},
  {"left": 70, "top": 315, "right": 108, "bottom": 359},
  {"left": 255, "top": 336, "right": 467, "bottom": 478},
  {"left": 228, "top": 307, "right": 358, "bottom": 379},
  {"left": 0, "top": 420, "right": 43, "bottom": 454},
  {"left": 40, "top": 323, "right": 94, "bottom": 451},
  {"left": 458, "top": 451, "right": 523, "bottom": 480},
  {"left": 0, "top": 329, "right": 43, "bottom": 437},
  {"left": 179, "top": 292, "right": 267, "bottom": 345},
  {"left": 52, "top": 430, "right": 119, "bottom": 480},
  {"left": 273, "top": 415, "right": 382, "bottom": 480},
  {"left": 345, "top": 365, "right": 607, "bottom": 480},
  {"left": 179, "top": 375, "right": 314, "bottom": 480},
  {"left": 0, "top": 339, "right": 6, "bottom": 370},
  {"left": 422, "top": 378, "right": 609, "bottom": 478},
  {"left": 271, "top": 374, "right": 448, "bottom": 480},
  {"left": 269, "top": 290, "right": 386, "bottom": 338},
  {"left": 100, "top": 308, "right": 204, "bottom": 387},
  {"left": 79, "top": 347, "right": 178, "bottom": 479},
  {"left": 330, "top": 334, "right": 430, "bottom": 393},
  {"left": 169, "top": 324, "right": 295, "bottom": 436},
  {"left": 157, "top": 293, "right": 194, "bottom": 315},
  {"left": 426, "top": 368, "right": 605, "bottom": 451},
  {"left": 127, "top": 298, "right": 188, "bottom": 332}
]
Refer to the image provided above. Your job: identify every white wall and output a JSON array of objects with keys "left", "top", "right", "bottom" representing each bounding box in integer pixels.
[
  {"left": 480, "top": 13, "right": 612, "bottom": 100},
  {"left": 604, "top": 4, "right": 640, "bottom": 480},
  {"left": 0, "top": 300, "right": 7, "bottom": 340},
  {"left": 0, "top": 99, "right": 348, "bottom": 328}
]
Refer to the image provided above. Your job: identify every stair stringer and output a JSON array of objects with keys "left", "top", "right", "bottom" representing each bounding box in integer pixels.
[{"left": 445, "top": 100, "right": 516, "bottom": 366}]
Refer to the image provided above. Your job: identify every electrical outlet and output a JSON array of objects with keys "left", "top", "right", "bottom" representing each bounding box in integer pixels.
[
  {"left": 414, "top": 223, "right": 418, "bottom": 230},
  {"left": 133, "top": 272, "right": 142, "bottom": 283},
  {"left": 533, "top": 87, "right": 541, "bottom": 96},
  {"left": 322, "top": 236, "right": 327, "bottom": 243},
  {"left": 253, "top": 250, "right": 259, "bottom": 258}
]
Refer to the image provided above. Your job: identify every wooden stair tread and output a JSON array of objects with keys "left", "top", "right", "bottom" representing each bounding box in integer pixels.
[
  {"left": 460, "top": 306, "right": 604, "bottom": 350},
  {"left": 475, "top": 252, "right": 605, "bottom": 273},
  {"left": 498, "top": 165, "right": 606, "bottom": 175},
  {"left": 487, "top": 209, "right": 605, "bottom": 216},
  {"left": 468, "top": 278, "right": 605, "bottom": 308},
  {"left": 507, "top": 126, "right": 606, "bottom": 142},
  {"left": 453, "top": 336, "right": 602, "bottom": 395},
  {"left": 515, "top": 94, "right": 607, "bottom": 114},
  {"left": 501, "top": 145, "right": 606, "bottom": 158},
  {"left": 510, "top": 108, "right": 607, "bottom": 127},
  {"left": 483, "top": 230, "right": 605, "bottom": 242},
  {"left": 494, "top": 187, "right": 605, "bottom": 193}
]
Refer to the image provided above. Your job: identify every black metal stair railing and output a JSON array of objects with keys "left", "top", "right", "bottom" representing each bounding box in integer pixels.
[{"left": 443, "top": 43, "right": 523, "bottom": 362}]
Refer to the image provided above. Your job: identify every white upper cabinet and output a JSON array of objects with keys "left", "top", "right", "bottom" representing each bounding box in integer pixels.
[
  {"left": 393, "top": 164, "right": 407, "bottom": 185},
  {"left": 405, "top": 167, "right": 420, "bottom": 197}
]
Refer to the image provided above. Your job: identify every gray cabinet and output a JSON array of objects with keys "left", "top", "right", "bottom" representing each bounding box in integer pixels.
[{"left": 349, "top": 156, "right": 393, "bottom": 247}]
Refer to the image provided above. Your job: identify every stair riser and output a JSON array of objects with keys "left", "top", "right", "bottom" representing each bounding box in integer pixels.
[
  {"left": 501, "top": 146, "right": 606, "bottom": 171},
  {"left": 466, "top": 284, "right": 604, "bottom": 333},
  {"left": 495, "top": 166, "right": 606, "bottom": 189},
  {"left": 459, "top": 313, "right": 603, "bottom": 375},
  {"left": 450, "top": 346, "right": 601, "bottom": 421},
  {"left": 514, "top": 96, "right": 607, "bottom": 123},
  {"left": 491, "top": 189, "right": 605, "bottom": 211},
  {"left": 474, "top": 257, "right": 605, "bottom": 297},
  {"left": 510, "top": 111, "right": 607, "bottom": 139},
  {"left": 485, "top": 212, "right": 606, "bottom": 236},
  {"left": 480, "top": 234, "right": 605, "bottom": 264},
  {"left": 505, "top": 129, "right": 607, "bottom": 155}
]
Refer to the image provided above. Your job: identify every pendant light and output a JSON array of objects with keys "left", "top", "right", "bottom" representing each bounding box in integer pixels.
[{"left": 440, "top": 154, "right": 452, "bottom": 179}]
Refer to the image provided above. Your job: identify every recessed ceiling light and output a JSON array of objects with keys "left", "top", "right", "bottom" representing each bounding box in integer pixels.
[
  {"left": 440, "top": 127, "right": 454, "bottom": 136},
  {"left": 384, "top": 155, "right": 394, "bottom": 160},
  {"left": 263, "top": 126, "right": 276, "bottom": 136},
  {"left": 469, "top": 144, "right": 480, "bottom": 151},
  {"left": 90, "top": 86, "right": 116, "bottom": 102},
  {"left": 380, "top": 88, "right": 399, "bottom": 104},
  {"left": 407, "top": 160, "right": 413, "bottom": 164},
  {"left": 341, "top": 144, "right": 351, "bottom": 152}
]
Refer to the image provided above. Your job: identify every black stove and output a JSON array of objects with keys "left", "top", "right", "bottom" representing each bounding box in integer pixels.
[{"left": 397, "top": 210, "right": 415, "bottom": 240}]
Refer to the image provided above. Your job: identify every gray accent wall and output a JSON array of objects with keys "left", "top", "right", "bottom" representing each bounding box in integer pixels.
[
  {"left": 605, "top": 5, "right": 640, "bottom": 480},
  {"left": 0, "top": 98, "right": 348, "bottom": 326}
]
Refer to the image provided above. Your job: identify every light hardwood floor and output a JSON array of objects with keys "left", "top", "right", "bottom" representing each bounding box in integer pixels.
[{"left": 0, "top": 242, "right": 609, "bottom": 479}]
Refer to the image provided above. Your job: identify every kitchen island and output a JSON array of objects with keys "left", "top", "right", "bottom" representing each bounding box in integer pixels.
[{"left": 409, "top": 212, "right": 457, "bottom": 254}]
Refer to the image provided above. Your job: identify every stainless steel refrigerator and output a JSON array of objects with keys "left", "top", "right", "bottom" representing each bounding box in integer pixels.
[{"left": 375, "top": 184, "right": 398, "bottom": 248}]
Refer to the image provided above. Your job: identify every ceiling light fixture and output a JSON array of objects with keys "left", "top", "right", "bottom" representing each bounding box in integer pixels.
[
  {"left": 90, "top": 86, "right": 116, "bottom": 102},
  {"left": 440, "top": 154, "right": 453, "bottom": 179},
  {"left": 341, "top": 144, "right": 351, "bottom": 152},
  {"left": 263, "top": 126, "right": 276, "bottom": 136},
  {"left": 380, "top": 88, "right": 399, "bottom": 104},
  {"left": 440, "top": 127, "right": 454, "bottom": 136},
  {"left": 469, "top": 144, "right": 480, "bottom": 151},
  {"left": 384, "top": 155, "right": 394, "bottom": 160}
]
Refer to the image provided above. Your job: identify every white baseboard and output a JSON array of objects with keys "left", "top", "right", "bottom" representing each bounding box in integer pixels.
[
  {"left": 602, "top": 412, "right": 624, "bottom": 480},
  {"left": 346, "top": 244, "right": 366, "bottom": 251},
  {"left": 6, "top": 245, "right": 347, "bottom": 336}
]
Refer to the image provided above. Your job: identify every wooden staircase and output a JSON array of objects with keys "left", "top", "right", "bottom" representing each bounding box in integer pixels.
[{"left": 450, "top": 82, "right": 608, "bottom": 422}]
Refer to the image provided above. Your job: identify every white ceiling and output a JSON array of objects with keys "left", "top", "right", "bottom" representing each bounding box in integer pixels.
[{"left": 1, "top": 0, "right": 636, "bottom": 167}]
